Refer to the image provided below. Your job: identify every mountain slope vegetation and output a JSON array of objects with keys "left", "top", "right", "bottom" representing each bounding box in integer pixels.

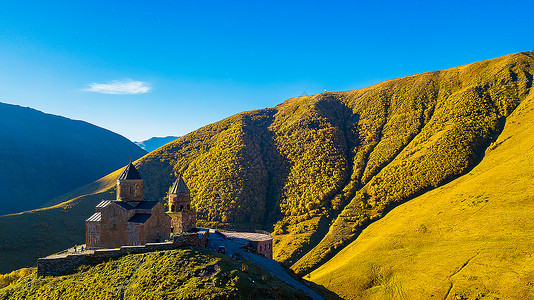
[
  {"left": 0, "top": 103, "right": 146, "bottom": 215},
  {"left": 291, "top": 51, "right": 534, "bottom": 275},
  {"left": 0, "top": 249, "right": 307, "bottom": 299},
  {"left": 309, "top": 88, "right": 534, "bottom": 299},
  {"left": 1, "top": 51, "right": 533, "bottom": 292}
]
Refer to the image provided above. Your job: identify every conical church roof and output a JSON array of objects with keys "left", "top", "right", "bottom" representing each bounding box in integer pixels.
[
  {"left": 117, "top": 162, "right": 143, "bottom": 180},
  {"left": 169, "top": 175, "right": 190, "bottom": 194}
]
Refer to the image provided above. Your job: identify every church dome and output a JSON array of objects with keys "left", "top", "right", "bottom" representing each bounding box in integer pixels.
[
  {"left": 169, "top": 175, "right": 190, "bottom": 194},
  {"left": 118, "top": 162, "right": 143, "bottom": 180}
]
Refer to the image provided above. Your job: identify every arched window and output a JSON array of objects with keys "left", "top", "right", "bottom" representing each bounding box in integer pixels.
[
  {"left": 180, "top": 205, "right": 184, "bottom": 211},
  {"left": 171, "top": 205, "right": 175, "bottom": 212}
]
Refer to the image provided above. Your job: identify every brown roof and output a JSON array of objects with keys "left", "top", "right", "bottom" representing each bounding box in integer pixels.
[{"left": 117, "top": 162, "right": 143, "bottom": 180}]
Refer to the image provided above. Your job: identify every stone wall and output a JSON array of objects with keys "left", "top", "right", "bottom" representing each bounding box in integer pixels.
[
  {"left": 117, "top": 179, "right": 143, "bottom": 201},
  {"left": 168, "top": 210, "right": 196, "bottom": 234},
  {"left": 168, "top": 193, "right": 192, "bottom": 212},
  {"left": 143, "top": 203, "right": 171, "bottom": 243},
  {"left": 86, "top": 221, "right": 101, "bottom": 247},
  {"left": 38, "top": 242, "right": 177, "bottom": 277},
  {"left": 87, "top": 201, "right": 170, "bottom": 248},
  {"left": 126, "top": 222, "right": 144, "bottom": 245},
  {"left": 250, "top": 240, "right": 273, "bottom": 259},
  {"left": 99, "top": 203, "right": 133, "bottom": 248},
  {"left": 172, "top": 230, "right": 209, "bottom": 247},
  {"left": 38, "top": 231, "right": 210, "bottom": 277}
]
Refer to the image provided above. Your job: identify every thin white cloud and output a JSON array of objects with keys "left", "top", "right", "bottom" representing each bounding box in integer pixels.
[{"left": 84, "top": 80, "right": 151, "bottom": 94}]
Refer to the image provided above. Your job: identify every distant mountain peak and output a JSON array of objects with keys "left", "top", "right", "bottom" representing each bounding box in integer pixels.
[
  {"left": 135, "top": 136, "right": 179, "bottom": 152},
  {"left": 0, "top": 102, "right": 147, "bottom": 215}
]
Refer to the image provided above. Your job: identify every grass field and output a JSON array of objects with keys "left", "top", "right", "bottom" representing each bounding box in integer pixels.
[
  {"left": 309, "top": 86, "right": 534, "bottom": 299},
  {"left": 0, "top": 248, "right": 306, "bottom": 299}
]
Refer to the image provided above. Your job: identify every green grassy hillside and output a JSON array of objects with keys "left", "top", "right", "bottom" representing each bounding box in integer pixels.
[
  {"left": 1, "top": 51, "right": 533, "bottom": 284},
  {"left": 291, "top": 51, "right": 534, "bottom": 275},
  {"left": 0, "top": 249, "right": 307, "bottom": 299},
  {"left": 0, "top": 102, "right": 147, "bottom": 215},
  {"left": 309, "top": 83, "right": 534, "bottom": 299},
  {"left": 0, "top": 169, "right": 121, "bottom": 273}
]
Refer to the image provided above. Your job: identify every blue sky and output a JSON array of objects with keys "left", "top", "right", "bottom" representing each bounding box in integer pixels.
[{"left": 0, "top": 0, "right": 532, "bottom": 141}]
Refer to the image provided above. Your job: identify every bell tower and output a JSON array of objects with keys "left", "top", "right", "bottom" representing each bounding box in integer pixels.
[
  {"left": 167, "top": 174, "right": 196, "bottom": 234},
  {"left": 116, "top": 161, "right": 143, "bottom": 201}
]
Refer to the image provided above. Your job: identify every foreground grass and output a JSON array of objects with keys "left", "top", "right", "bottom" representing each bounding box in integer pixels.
[
  {"left": 309, "top": 89, "right": 534, "bottom": 299},
  {"left": 0, "top": 269, "right": 33, "bottom": 290},
  {"left": 0, "top": 248, "right": 307, "bottom": 300}
]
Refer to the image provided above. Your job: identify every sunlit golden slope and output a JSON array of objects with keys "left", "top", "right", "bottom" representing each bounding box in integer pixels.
[
  {"left": 292, "top": 51, "right": 534, "bottom": 275},
  {"left": 309, "top": 88, "right": 534, "bottom": 299}
]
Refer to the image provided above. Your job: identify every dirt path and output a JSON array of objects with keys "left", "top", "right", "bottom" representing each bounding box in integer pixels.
[{"left": 118, "top": 255, "right": 146, "bottom": 300}]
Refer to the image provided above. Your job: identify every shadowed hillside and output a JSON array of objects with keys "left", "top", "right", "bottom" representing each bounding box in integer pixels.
[
  {"left": 0, "top": 103, "right": 147, "bottom": 215},
  {"left": 1, "top": 51, "right": 533, "bottom": 283}
]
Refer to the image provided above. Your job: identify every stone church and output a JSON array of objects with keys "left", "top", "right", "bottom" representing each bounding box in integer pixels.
[
  {"left": 86, "top": 162, "right": 197, "bottom": 248},
  {"left": 167, "top": 175, "right": 197, "bottom": 235}
]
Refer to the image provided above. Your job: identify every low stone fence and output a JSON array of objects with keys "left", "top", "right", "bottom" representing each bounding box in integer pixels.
[
  {"left": 37, "top": 242, "right": 178, "bottom": 276},
  {"left": 173, "top": 230, "right": 209, "bottom": 247},
  {"left": 37, "top": 230, "right": 209, "bottom": 276}
]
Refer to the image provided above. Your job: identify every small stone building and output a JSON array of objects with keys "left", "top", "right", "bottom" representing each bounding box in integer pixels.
[
  {"left": 166, "top": 175, "right": 197, "bottom": 234},
  {"left": 221, "top": 232, "right": 273, "bottom": 259},
  {"left": 249, "top": 237, "right": 273, "bottom": 259},
  {"left": 86, "top": 162, "right": 171, "bottom": 248}
]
